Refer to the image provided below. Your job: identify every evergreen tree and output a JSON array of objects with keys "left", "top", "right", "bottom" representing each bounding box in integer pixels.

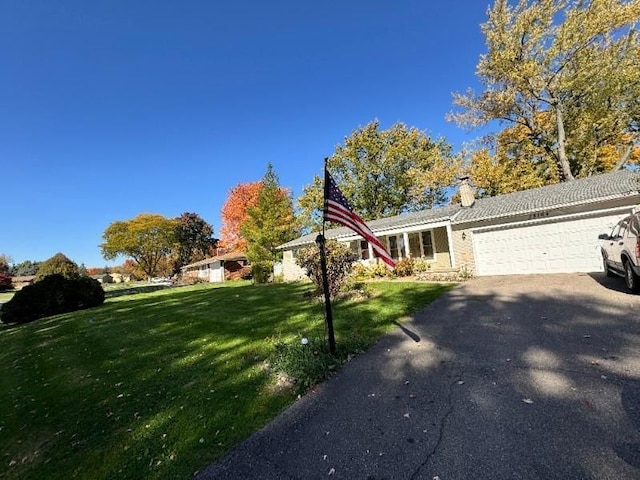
[
  {"left": 11, "top": 260, "right": 40, "bottom": 276},
  {"left": 241, "top": 163, "right": 297, "bottom": 282},
  {"left": 78, "top": 263, "right": 89, "bottom": 277}
]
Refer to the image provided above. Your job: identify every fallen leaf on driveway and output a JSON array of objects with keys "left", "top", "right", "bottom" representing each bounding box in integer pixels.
[
  {"left": 522, "top": 398, "right": 534, "bottom": 404},
  {"left": 403, "top": 413, "right": 411, "bottom": 418},
  {"left": 328, "top": 467, "right": 335, "bottom": 475}
]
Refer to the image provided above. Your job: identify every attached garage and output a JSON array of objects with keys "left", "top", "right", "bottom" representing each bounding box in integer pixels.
[
  {"left": 471, "top": 210, "right": 630, "bottom": 276},
  {"left": 452, "top": 170, "right": 640, "bottom": 277},
  {"left": 279, "top": 170, "right": 640, "bottom": 281}
]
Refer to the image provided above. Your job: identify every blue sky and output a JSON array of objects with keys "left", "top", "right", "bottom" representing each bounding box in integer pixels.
[{"left": 1, "top": 1, "right": 491, "bottom": 268}]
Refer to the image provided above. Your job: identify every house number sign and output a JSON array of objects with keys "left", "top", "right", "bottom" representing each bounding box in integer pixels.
[{"left": 528, "top": 211, "right": 550, "bottom": 220}]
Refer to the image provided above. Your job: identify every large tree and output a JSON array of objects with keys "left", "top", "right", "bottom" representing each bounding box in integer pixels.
[
  {"left": 297, "top": 120, "right": 457, "bottom": 230},
  {"left": 220, "top": 182, "right": 263, "bottom": 251},
  {"left": 462, "top": 123, "right": 560, "bottom": 197},
  {"left": 241, "top": 164, "right": 297, "bottom": 282},
  {"left": 174, "top": 212, "right": 216, "bottom": 272},
  {"left": 101, "top": 214, "right": 178, "bottom": 279},
  {"left": 450, "top": 0, "right": 640, "bottom": 181}
]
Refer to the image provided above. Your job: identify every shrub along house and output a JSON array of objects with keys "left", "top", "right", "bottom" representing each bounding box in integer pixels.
[
  {"left": 278, "top": 204, "right": 461, "bottom": 281},
  {"left": 278, "top": 169, "right": 640, "bottom": 280}
]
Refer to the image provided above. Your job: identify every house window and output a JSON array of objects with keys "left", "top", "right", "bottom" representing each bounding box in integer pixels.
[
  {"left": 360, "top": 240, "right": 370, "bottom": 260},
  {"left": 388, "top": 236, "right": 398, "bottom": 259},
  {"left": 408, "top": 232, "right": 422, "bottom": 258},
  {"left": 387, "top": 235, "right": 406, "bottom": 260},
  {"left": 421, "top": 231, "right": 435, "bottom": 260}
]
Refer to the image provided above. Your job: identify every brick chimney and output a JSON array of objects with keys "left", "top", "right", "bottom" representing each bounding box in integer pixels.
[{"left": 459, "top": 176, "right": 475, "bottom": 208}]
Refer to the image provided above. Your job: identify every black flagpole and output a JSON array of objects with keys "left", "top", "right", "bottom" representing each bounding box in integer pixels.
[{"left": 317, "top": 158, "right": 336, "bottom": 355}]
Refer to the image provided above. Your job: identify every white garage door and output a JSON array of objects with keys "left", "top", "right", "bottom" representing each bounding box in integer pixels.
[{"left": 473, "top": 212, "right": 628, "bottom": 276}]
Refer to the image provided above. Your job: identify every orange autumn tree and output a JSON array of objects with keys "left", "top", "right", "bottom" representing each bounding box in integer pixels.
[{"left": 220, "top": 182, "right": 263, "bottom": 251}]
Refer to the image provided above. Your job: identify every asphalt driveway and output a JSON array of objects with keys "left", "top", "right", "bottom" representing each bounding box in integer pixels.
[{"left": 198, "top": 273, "right": 640, "bottom": 480}]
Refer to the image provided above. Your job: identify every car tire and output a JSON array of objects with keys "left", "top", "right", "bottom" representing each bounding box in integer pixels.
[
  {"left": 624, "top": 260, "right": 640, "bottom": 293},
  {"left": 603, "top": 256, "right": 614, "bottom": 277}
]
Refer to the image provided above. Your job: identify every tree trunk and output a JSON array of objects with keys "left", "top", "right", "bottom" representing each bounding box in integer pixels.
[
  {"left": 613, "top": 134, "right": 638, "bottom": 171},
  {"left": 554, "top": 104, "right": 575, "bottom": 181}
]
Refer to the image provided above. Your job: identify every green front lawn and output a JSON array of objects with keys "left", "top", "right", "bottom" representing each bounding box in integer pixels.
[{"left": 0, "top": 280, "right": 453, "bottom": 479}]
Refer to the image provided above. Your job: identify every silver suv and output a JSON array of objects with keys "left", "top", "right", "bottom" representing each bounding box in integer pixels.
[{"left": 599, "top": 213, "right": 640, "bottom": 292}]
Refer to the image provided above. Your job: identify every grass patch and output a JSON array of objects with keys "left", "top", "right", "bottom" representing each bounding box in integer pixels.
[
  {"left": 0, "top": 280, "right": 453, "bottom": 479},
  {"left": 0, "top": 291, "right": 15, "bottom": 303}
]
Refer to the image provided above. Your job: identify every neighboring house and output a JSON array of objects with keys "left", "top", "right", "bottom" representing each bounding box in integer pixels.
[
  {"left": 278, "top": 170, "right": 640, "bottom": 280},
  {"left": 11, "top": 275, "right": 36, "bottom": 290},
  {"left": 108, "top": 273, "right": 132, "bottom": 283},
  {"left": 91, "top": 274, "right": 113, "bottom": 284},
  {"left": 181, "top": 252, "right": 250, "bottom": 283}
]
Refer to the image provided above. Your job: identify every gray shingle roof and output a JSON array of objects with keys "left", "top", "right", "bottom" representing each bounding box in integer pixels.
[
  {"left": 278, "top": 203, "right": 461, "bottom": 249},
  {"left": 453, "top": 169, "right": 640, "bottom": 224},
  {"left": 278, "top": 170, "right": 640, "bottom": 250}
]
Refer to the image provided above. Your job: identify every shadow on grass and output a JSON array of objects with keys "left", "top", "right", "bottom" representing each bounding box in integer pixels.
[
  {"left": 195, "top": 274, "right": 640, "bottom": 480},
  {"left": 0, "top": 280, "right": 450, "bottom": 480}
]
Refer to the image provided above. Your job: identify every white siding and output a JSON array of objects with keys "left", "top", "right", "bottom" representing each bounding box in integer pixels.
[{"left": 472, "top": 211, "right": 629, "bottom": 276}]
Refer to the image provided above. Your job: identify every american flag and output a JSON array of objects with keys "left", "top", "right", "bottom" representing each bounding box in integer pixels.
[{"left": 323, "top": 169, "right": 395, "bottom": 269}]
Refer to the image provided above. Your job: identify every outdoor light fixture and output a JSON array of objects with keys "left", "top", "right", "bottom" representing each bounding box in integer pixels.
[{"left": 462, "top": 232, "right": 467, "bottom": 241}]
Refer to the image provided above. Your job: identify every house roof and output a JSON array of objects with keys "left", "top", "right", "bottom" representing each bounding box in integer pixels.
[
  {"left": 11, "top": 275, "right": 36, "bottom": 282},
  {"left": 278, "top": 203, "right": 461, "bottom": 249},
  {"left": 452, "top": 169, "right": 640, "bottom": 224},
  {"left": 278, "top": 170, "right": 640, "bottom": 250},
  {"left": 181, "top": 252, "right": 247, "bottom": 270}
]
